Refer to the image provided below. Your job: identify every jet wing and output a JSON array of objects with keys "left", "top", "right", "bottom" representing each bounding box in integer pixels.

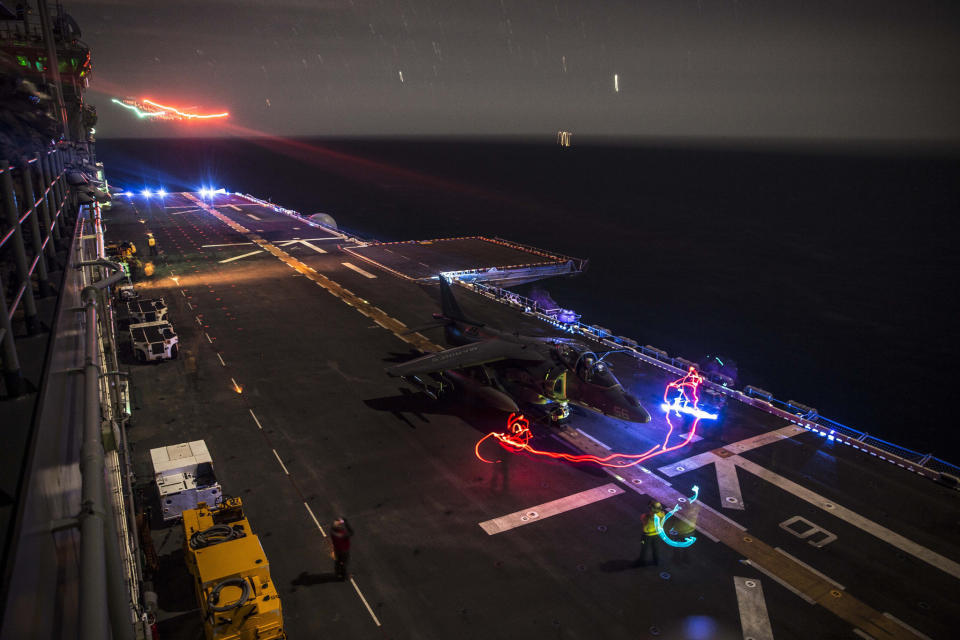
[{"left": 386, "top": 339, "right": 544, "bottom": 377}]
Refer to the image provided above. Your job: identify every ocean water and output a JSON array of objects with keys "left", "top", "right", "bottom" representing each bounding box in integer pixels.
[{"left": 96, "top": 137, "right": 960, "bottom": 462}]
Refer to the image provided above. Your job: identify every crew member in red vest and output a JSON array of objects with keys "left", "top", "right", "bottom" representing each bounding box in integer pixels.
[{"left": 331, "top": 517, "right": 354, "bottom": 581}]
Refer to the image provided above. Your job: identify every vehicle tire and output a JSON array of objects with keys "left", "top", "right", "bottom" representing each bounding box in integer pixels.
[
  {"left": 170, "top": 344, "right": 179, "bottom": 359},
  {"left": 135, "top": 350, "right": 146, "bottom": 363}
]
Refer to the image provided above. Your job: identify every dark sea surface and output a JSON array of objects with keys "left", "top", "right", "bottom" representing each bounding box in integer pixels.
[{"left": 96, "top": 137, "right": 960, "bottom": 463}]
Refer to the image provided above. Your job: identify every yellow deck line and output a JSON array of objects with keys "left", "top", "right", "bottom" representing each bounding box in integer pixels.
[
  {"left": 184, "top": 193, "right": 441, "bottom": 354},
  {"left": 558, "top": 427, "right": 924, "bottom": 640}
]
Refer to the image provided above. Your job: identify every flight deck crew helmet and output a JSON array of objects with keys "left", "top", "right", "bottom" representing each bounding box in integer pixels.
[{"left": 649, "top": 501, "right": 662, "bottom": 511}]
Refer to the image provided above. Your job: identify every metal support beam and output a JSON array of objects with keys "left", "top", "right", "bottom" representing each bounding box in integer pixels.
[
  {"left": 20, "top": 160, "right": 54, "bottom": 297},
  {"left": 35, "top": 0, "right": 69, "bottom": 139},
  {"left": 78, "top": 263, "right": 128, "bottom": 640},
  {"left": 38, "top": 153, "right": 61, "bottom": 254},
  {"left": 0, "top": 275, "right": 24, "bottom": 397},
  {"left": 0, "top": 160, "right": 40, "bottom": 334}
]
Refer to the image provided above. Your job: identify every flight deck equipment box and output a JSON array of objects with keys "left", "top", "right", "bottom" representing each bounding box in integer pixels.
[
  {"left": 129, "top": 320, "right": 179, "bottom": 361},
  {"left": 125, "top": 297, "right": 168, "bottom": 323},
  {"left": 150, "top": 440, "right": 223, "bottom": 521}
]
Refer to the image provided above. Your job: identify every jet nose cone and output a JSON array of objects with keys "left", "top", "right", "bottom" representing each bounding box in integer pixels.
[{"left": 635, "top": 406, "right": 652, "bottom": 423}]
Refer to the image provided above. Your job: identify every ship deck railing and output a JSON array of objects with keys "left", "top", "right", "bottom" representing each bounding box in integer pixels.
[{"left": 460, "top": 279, "right": 960, "bottom": 487}]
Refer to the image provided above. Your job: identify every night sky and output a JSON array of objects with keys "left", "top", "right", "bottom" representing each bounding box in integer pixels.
[{"left": 70, "top": 0, "right": 960, "bottom": 141}]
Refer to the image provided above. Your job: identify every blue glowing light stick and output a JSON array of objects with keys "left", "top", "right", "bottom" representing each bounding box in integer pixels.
[{"left": 654, "top": 485, "right": 699, "bottom": 548}]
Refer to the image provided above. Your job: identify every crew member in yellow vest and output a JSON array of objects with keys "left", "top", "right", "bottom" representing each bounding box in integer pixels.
[
  {"left": 147, "top": 233, "right": 157, "bottom": 256},
  {"left": 635, "top": 500, "right": 666, "bottom": 567}
]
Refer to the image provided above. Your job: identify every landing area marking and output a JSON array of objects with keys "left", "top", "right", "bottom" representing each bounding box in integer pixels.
[
  {"left": 558, "top": 426, "right": 923, "bottom": 640},
  {"left": 342, "top": 262, "right": 377, "bottom": 278},
  {"left": 218, "top": 249, "right": 264, "bottom": 264},
  {"left": 479, "top": 483, "right": 624, "bottom": 535},
  {"left": 662, "top": 431, "right": 960, "bottom": 581},
  {"left": 184, "top": 193, "right": 439, "bottom": 355},
  {"left": 734, "top": 576, "right": 774, "bottom": 640}
]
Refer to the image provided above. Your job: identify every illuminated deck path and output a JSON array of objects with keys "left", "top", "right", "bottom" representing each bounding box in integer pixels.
[{"left": 105, "top": 192, "right": 957, "bottom": 639}]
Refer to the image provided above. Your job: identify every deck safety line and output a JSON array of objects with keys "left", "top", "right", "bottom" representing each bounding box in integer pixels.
[
  {"left": 558, "top": 426, "right": 926, "bottom": 640},
  {"left": 184, "top": 193, "right": 441, "bottom": 354}
]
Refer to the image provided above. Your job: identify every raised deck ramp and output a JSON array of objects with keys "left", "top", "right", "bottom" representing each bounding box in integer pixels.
[{"left": 342, "top": 236, "right": 586, "bottom": 285}]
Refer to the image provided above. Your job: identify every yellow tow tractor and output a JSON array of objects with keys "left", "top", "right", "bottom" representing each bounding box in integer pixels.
[{"left": 182, "top": 498, "right": 285, "bottom": 640}]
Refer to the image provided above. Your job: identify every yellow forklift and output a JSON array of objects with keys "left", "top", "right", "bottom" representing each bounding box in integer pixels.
[{"left": 182, "top": 498, "right": 285, "bottom": 640}]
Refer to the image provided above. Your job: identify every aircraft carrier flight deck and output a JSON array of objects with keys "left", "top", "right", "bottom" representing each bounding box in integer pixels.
[{"left": 85, "top": 190, "right": 959, "bottom": 639}]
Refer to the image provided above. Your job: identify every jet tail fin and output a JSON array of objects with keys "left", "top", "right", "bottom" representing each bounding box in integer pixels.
[{"left": 439, "top": 277, "right": 484, "bottom": 327}]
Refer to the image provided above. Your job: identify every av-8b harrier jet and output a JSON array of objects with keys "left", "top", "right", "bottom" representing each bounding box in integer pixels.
[{"left": 386, "top": 279, "right": 652, "bottom": 424}]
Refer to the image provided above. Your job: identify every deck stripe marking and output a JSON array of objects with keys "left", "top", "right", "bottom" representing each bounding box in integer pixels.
[
  {"left": 575, "top": 428, "right": 612, "bottom": 450},
  {"left": 299, "top": 240, "right": 327, "bottom": 254},
  {"left": 202, "top": 241, "right": 256, "bottom": 248},
  {"left": 882, "top": 613, "right": 932, "bottom": 640},
  {"left": 350, "top": 577, "right": 382, "bottom": 627},
  {"left": 342, "top": 262, "right": 377, "bottom": 278},
  {"left": 184, "top": 193, "right": 442, "bottom": 354},
  {"left": 246, "top": 213, "right": 261, "bottom": 220},
  {"left": 216, "top": 353, "right": 226, "bottom": 367},
  {"left": 272, "top": 449, "right": 289, "bottom": 475},
  {"left": 557, "top": 425, "right": 919, "bottom": 640},
  {"left": 742, "top": 559, "right": 816, "bottom": 605},
  {"left": 659, "top": 424, "right": 805, "bottom": 476},
  {"left": 716, "top": 458, "right": 745, "bottom": 510},
  {"left": 853, "top": 629, "right": 875, "bottom": 640},
  {"left": 186, "top": 302, "right": 193, "bottom": 310},
  {"left": 205, "top": 332, "right": 213, "bottom": 344},
  {"left": 734, "top": 455, "right": 960, "bottom": 581},
  {"left": 219, "top": 249, "right": 264, "bottom": 263},
  {"left": 734, "top": 576, "right": 775, "bottom": 640},
  {"left": 479, "top": 483, "right": 624, "bottom": 535},
  {"left": 303, "top": 503, "right": 326, "bottom": 537},
  {"left": 228, "top": 205, "right": 242, "bottom": 211},
  {"left": 774, "top": 547, "right": 845, "bottom": 590},
  {"left": 248, "top": 409, "right": 263, "bottom": 430}
]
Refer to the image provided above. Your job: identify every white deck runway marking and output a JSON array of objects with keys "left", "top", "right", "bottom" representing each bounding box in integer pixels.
[
  {"left": 248, "top": 409, "right": 263, "bottom": 429},
  {"left": 350, "top": 577, "right": 382, "bottom": 627},
  {"left": 853, "top": 629, "right": 875, "bottom": 640},
  {"left": 742, "top": 559, "right": 816, "bottom": 604},
  {"left": 479, "top": 483, "right": 624, "bottom": 535},
  {"left": 246, "top": 212, "right": 262, "bottom": 220},
  {"left": 576, "top": 428, "right": 612, "bottom": 450},
  {"left": 228, "top": 205, "right": 242, "bottom": 211},
  {"left": 218, "top": 249, "right": 264, "bottom": 263},
  {"left": 216, "top": 353, "right": 226, "bottom": 367},
  {"left": 659, "top": 424, "right": 805, "bottom": 477},
  {"left": 205, "top": 332, "right": 213, "bottom": 344},
  {"left": 734, "top": 576, "right": 775, "bottom": 640},
  {"left": 715, "top": 458, "right": 745, "bottom": 510},
  {"left": 734, "top": 455, "right": 960, "bottom": 580},
  {"left": 272, "top": 449, "right": 289, "bottom": 475},
  {"left": 299, "top": 240, "right": 327, "bottom": 254},
  {"left": 279, "top": 239, "right": 327, "bottom": 254},
  {"left": 303, "top": 502, "right": 326, "bottom": 536},
  {"left": 202, "top": 241, "right": 258, "bottom": 248},
  {"left": 342, "top": 262, "right": 377, "bottom": 278}
]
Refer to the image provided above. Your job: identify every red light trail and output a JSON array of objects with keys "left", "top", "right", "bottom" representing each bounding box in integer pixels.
[
  {"left": 111, "top": 97, "right": 229, "bottom": 120},
  {"left": 475, "top": 367, "right": 710, "bottom": 469}
]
